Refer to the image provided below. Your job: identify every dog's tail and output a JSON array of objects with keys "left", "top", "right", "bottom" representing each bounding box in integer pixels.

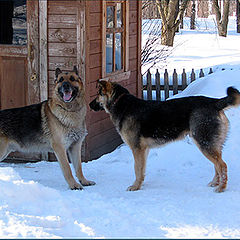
[{"left": 215, "top": 87, "right": 240, "bottom": 110}]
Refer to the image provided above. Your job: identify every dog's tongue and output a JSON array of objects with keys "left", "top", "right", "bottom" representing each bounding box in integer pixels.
[{"left": 63, "top": 92, "right": 72, "bottom": 102}]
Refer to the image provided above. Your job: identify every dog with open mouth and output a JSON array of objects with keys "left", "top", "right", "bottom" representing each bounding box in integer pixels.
[
  {"left": 0, "top": 66, "right": 95, "bottom": 190},
  {"left": 90, "top": 80, "right": 240, "bottom": 193}
]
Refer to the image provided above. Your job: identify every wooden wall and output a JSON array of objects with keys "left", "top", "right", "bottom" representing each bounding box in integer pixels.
[
  {"left": 85, "top": 0, "right": 141, "bottom": 161},
  {"left": 46, "top": 0, "right": 141, "bottom": 161},
  {"left": 47, "top": 1, "right": 78, "bottom": 96}
]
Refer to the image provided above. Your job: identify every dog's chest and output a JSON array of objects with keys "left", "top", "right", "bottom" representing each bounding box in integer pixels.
[{"left": 65, "top": 127, "right": 87, "bottom": 146}]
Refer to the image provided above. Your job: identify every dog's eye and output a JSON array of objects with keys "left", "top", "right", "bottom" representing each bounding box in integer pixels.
[
  {"left": 70, "top": 76, "right": 75, "bottom": 82},
  {"left": 58, "top": 77, "right": 64, "bottom": 83}
]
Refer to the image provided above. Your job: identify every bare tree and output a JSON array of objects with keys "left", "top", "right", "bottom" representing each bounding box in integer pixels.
[
  {"left": 212, "top": 0, "right": 230, "bottom": 37},
  {"left": 156, "top": 0, "right": 190, "bottom": 46},
  {"left": 141, "top": 19, "right": 173, "bottom": 74}
]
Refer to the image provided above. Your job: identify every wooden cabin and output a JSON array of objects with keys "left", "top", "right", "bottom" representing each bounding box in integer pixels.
[{"left": 0, "top": 0, "right": 142, "bottom": 162}]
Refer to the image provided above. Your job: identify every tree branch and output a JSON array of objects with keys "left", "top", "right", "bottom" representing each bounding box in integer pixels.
[{"left": 156, "top": 0, "right": 167, "bottom": 26}]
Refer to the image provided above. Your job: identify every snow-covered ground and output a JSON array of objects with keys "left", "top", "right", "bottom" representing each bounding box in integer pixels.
[{"left": 1, "top": 17, "right": 240, "bottom": 238}]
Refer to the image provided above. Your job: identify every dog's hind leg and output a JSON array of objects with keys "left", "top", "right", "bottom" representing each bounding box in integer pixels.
[
  {"left": 68, "top": 141, "right": 95, "bottom": 186},
  {"left": 190, "top": 110, "right": 228, "bottom": 192},
  {"left": 202, "top": 150, "right": 227, "bottom": 193},
  {"left": 127, "top": 147, "right": 149, "bottom": 191}
]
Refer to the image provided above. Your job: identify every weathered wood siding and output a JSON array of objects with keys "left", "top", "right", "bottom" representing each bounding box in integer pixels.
[
  {"left": 85, "top": 0, "right": 141, "bottom": 160},
  {"left": 46, "top": 0, "right": 141, "bottom": 161},
  {"left": 47, "top": 1, "right": 78, "bottom": 96}
]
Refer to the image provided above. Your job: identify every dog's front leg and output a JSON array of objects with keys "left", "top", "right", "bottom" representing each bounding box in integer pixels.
[
  {"left": 68, "top": 141, "right": 95, "bottom": 186},
  {"left": 127, "top": 147, "right": 149, "bottom": 191},
  {"left": 52, "top": 142, "right": 83, "bottom": 190}
]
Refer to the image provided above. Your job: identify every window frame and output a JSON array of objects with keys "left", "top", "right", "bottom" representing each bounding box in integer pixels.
[{"left": 102, "top": 0, "right": 129, "bottom": 80}]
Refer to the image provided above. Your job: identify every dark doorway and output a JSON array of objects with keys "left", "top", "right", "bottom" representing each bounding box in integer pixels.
[{"left": 0, "top": 0, "right": 27, "bottom": 45}]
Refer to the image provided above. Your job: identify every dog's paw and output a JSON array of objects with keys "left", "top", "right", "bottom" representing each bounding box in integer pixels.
[
  {"left": 127, "top": 185, "right": 141, "bottom": 191},
  {"left": 80, "top": 180, "right": 96, "bottom": 186},
  {"left": 70, "top": 182, "right": 84, "bottom": 190},
  {"left": 214, "top": 185, "right": 226, "bottom": 193},
  {"left": 208, "top": 181, "right": 219, "bottom": 187}
]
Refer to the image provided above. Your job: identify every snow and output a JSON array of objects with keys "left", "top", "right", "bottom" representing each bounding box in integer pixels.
[{"left": 1, "top": 17, "right": 240, "bottom": 238}]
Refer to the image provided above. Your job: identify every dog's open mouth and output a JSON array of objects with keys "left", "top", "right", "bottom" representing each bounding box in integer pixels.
[{"left": 63, "top": 90, "right": 73, "bottom": 102}]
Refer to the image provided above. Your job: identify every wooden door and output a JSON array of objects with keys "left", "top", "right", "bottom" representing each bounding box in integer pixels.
[
  {"left": 0, "top": 0, "right": 40, "bottom": 162},
  {"left": 0, "top": 0, "right": 40, "bottom": 109}
]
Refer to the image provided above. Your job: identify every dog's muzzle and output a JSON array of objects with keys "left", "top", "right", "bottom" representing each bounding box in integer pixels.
[
  {"left": 58, "top": 82, "right": 78, "bottom": 103},
  {"left": 89, "top": 98, "right": 104, "bottom": 111}
]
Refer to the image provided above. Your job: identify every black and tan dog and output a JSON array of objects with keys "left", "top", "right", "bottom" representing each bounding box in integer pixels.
[
  {"left": 90, "top": 80, "right": 240, "bottom": 192},
  {"left": 0, "top": 66, "right": 95, "bottom": 190}
]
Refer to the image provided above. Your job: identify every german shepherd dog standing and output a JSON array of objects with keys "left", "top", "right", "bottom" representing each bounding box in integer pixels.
[
  {"left": 90, "top": 81, "right": 240, "bottom": 193},
  {"left": 0, "top": 67, "right": 95, "bottom": 190}
]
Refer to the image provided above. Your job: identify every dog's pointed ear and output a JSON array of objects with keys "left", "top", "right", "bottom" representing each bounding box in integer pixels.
[
  {"left": 73, "top": 66, "right": 79, "bottom": 76},
  {"left": 55, "top": 68, "right": 62, "bottom": 78},
  {"left": 97, "top": 80, "right": 109, "bottom": 89}
]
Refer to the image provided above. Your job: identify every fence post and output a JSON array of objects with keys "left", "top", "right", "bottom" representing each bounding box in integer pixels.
[
  {"left": 164, "top": 69, "right": 169, "bottom": 100},
  {"left": 182, "top": 68, "right": 187, "bottom": 90},
  {"left": 173, "top": 69, "right": 178, "bottom": 95},
  {"left": 155, "top": 69, "right": 161, "bottom": 101},
  {"left": 191, "top": 69, "right": 196, "bottom": 82},
  {"left": 147, "top": 69, "right": 152, "bottom": 100},
  {"left": 199, "top": 69, "right": 204, "bottom": 78}
]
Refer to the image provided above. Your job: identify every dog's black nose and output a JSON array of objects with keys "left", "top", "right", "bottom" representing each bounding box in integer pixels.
[{"left": 62, "top": 81, "right": 71, "bottom": 91}]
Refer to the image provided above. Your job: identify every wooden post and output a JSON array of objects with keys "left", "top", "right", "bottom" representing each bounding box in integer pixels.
[
  {"left": 39, "top": 0, "right": 48, "bottom": 102},
  {"left": 199, "top": 69, "right": 204, "bottom": 78},
  {"left": 182, "top": 68, "right": 187, "bottom": 90},
  {"left": 155, "top": 69, "right": 161, "bottom": 101},
  {"left": 147, "top": 69, "right": 152, "bottom": 100},
  {"left": 190, "top": 68, "right": 196, "bottom": 82},
  {"left": 27, "top": 0, "right": 40, "bottom": 105},
  {"left": 173, "top": 69, "right": 178, "bottom": 95},
  {"left": 164, "top": 69, "right": 169, "bottom": 100}
]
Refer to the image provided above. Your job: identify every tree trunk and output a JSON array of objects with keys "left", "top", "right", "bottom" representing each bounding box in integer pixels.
[
  {"left": 213, "top": 0, "right": 230, "bottom": 37},
  {"left": 156, "top": 0, "right": 190, "bottom": 47},
  {"left": 190, "top": 0, "right": 196, "bottom": 30},
  {"left": 161, "top": 25, "right": 175, "bottom": 46},
  {"left": 237, "top": 0, "right": 240, "bottom": 33}
]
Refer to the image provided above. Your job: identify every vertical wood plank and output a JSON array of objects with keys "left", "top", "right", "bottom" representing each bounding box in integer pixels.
[
  {"left": 78, "top": 0, "right": 86, "bottom": 160},
  {"left": 125, "top": 0, "right": 129, "bottom": 72},
  {"left": 77, "top": 0, "right": 86, "bottom": 84},
  {"left": 137, "top": 0, "right": 142, "bottom": 98},
  {"left": 102, "top": 1, "right": 106, "bottom": 78},
  {"left": 39, "top": 0, "right": 48, "bottom": 102},
  {"left": 164, "top": 69, "right": 169, "bottom": 100},
  {"left": 27, "top": 0, "right": 40, "bottom": 105},
  {"left": 173, "top": 68, "right": 178, "bottom": 95},
  {"left": 191, "top": 68, "right": 196, "bottom": 82},
  {"left": 182, "top": 68, "right": 187, "bottom": 90},
  {"left": 155, "top": 69, "right": 160, "bottom": 101},
  {"left": 147, "top": 69, "right": 152, "bottom": 100}
]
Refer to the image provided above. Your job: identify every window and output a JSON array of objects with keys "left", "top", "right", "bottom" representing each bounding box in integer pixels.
[
  {"left": 0, "top": 0, "right": 27, "bottom": 45},
  {"left": 103, "top": 0, "right": 129, "bottom": 77}
]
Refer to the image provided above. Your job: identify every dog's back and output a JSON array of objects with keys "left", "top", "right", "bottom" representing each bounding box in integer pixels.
[{"left": 0, "top": 102, "right": 48, "bottom": 149}]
